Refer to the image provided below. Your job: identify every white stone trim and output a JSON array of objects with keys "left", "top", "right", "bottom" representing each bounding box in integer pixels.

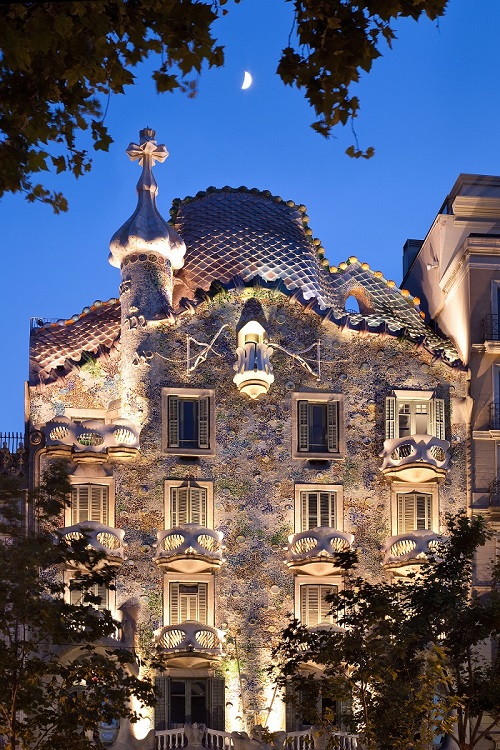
[
  {"left": 293, "top": 483, "right": 343, "bottom": 533},
  {"left": 291, "top": 391, "right": 344, "bottom": 460},
  {"left": 164, "top": 479, "right": 214, "bottom": 529},
  {"left": 163, "top": 572, "right": 215, "bottom": 627},
  {"left": 389, "top": 481, "right": 440, "bottom": 536},
  {"left": 67, "top": 474, "right": 115, "bottom": 528},
  {"left": 161, "top": 387, "right": 215, "bottom": 456}
]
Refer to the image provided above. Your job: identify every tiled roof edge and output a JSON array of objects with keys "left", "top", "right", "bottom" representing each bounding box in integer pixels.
[{"left": 30, "top": 298, "right": 120, "bottom": 333}]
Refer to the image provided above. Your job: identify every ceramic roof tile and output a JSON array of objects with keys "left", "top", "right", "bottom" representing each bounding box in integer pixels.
[{"left": 29, "top": 301, "right": 120, "bottom": 384}]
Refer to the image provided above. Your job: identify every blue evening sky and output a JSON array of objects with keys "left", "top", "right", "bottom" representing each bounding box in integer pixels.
[{"left": 2, "top": 0, "right": 500, "bottom": 431}]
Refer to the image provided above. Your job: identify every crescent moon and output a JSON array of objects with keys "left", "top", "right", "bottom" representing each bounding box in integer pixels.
[{"left": 241, "top": 71, "right": 253, "bottom": 90}]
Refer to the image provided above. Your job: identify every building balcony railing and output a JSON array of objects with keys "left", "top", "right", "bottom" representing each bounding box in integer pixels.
[
  {"left": 155, "top": 622, "right": 225, "bottom": 668},
  {"left": 286, "top": 527, "right": 354, "bottom": 576},
  {"left": 155, "top": 524, "right": 224, "bottom": 573},
  {"left": 58, "top": 521, "right": 126, "bottom": 567},
  {"left": 156, "top": 727, "right": 359, "bottom": 750},
  {"left": 483, "top": 314, "right": 500, "bottom": 341},
  {"left": 489, "top": 404, "right": 500, "bottom": 430},
  {"left": 38, "top": 416, "right": 140, "bottom": 459},
  {"left": 384, "top": 530, "right": 441, "bottom": 573},
  {"left": 379, "top": 434, "right": 450, "bottom": 482}
]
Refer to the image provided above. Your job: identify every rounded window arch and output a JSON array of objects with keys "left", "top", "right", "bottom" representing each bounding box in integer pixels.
[{"left": 343, "top": 287, "right": 374, "bottom": 315}]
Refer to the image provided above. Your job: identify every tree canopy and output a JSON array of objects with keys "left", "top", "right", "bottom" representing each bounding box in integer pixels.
[
  {"left": 272, "top": 514, "right": 500, "bottom": 750},
  {"left": 0, "top": 463, "right": 155, "bottom": 750},
  {"left": 0, "top": 0, "right": 448, "bottom": 211}
]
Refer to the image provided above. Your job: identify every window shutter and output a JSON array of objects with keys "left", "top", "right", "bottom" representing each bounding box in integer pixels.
[
  {"left": 303, "top": 491, "right": 316, "bottom": 529},
  {"left": 398, "top": 493, "right": 417, "bottom": 533},
  {"left": 197, "top": 583, "right": 208, "bottom": 624},
  {"left": 429, "top": 398, "right": 445, "bottom": 439},
  {"left": 397, "top": 493, "right": 405, "bottom": 533},
  {"left": 95, "top": 583, "right": 109, "bottom": 611},
  {"left": 168, "top": 396, "right": 179, "bottom": 448},
  {"left": 70, "top": 584, "right": 81, "bottom": 606},
  {"left": 320, "top": 492, "right": 335, "bottom": 527},
  {"left": 319, "top": 585, "right": 336, "bottom": 624},
  {"left": 90, "top": 485, "right": 108, "bottom": 524},
  {"left": 297, "top": 401, "right": 309, "bottom": 452},
  {"left": 198, "top": 397, "right": 210, "bottom": 449},
  {"left": 190, "top": 487, "right": 207, "bottom": 526},
  {"left": 169, "top": 583, "right": 179, "bottom": 625},
  {"left": 301, "top": 585, "right": 319, "bottom": 626},
  {"left": 385, "top": 396, "right": 397, "bottom": 439},
  {"left": 72, "top": 485, "right": 89, "bottom": 524},
  {"left": 285, "top": 685, "right": 300, "bottom": 732},
  {"left": 155, "top": 677, "right": 170, "bottom": 731},
  {"left": 208, "top": 678, "right": 225, "bottom": 731},
  {"left": 171, "top": 488, "right": 189, "bottom": 527},
  {"left": 327, "top": 401, "right": 338, "bottom": 453},
  {"left": 416, "top": 494, "right": 431, "bottom": 530}
]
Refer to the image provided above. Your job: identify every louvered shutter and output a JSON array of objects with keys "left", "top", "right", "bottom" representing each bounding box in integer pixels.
[
  {"left": 71, "top": 485, "right": 89, "bottom": 524},
  {"left": 169, "top": 583, "right": 180, "bottom": 625},
  {"left": 70, "top": 584, "right": 81, "bottom": 606},
  {"left": 208, "top": 678, "right": 225, "bottom": 730},
  {"left": 197, "top": 583, "right": 208, "bottom": 624},
  {"left": 91, "top": 485, "right": 108, "bottom": 523},
  {"left": 385, "top": 396, "right": 397, "bottom": 439},
  {"left": 416, "top": 494, "right": 431, "bottom": 530},
  {"left": 320, "top": 492, "right": 335, "bottom": 527},
  {"left": 429, "top": 398, "right": 445, "bottom": 439},
  {"left": 297, "top": 401, "right": 309, "bottom": 451},
  {"left": 168, "top": 396, "right": 179, "bottom": 448},
  {"left": 302, "top": 491, "right": 316, "bottom": 530},
  {"left": 320, "top": 585, "right": 336, "bottom": 624},
  {"left": 155, "top": 677, "right": 170, "bottom": 731},
  {"left": 327, "top": 401, "right": 338, "bottom": 453},
  {"left": 285, "top": 685, "right": 300, "bottom": 731},
  {"left": 198, "top": 397, "right": 210, "bottom": 449},
  {"left": 95, "top": 583, "right": 109, "bottom": 611},
  {"left": 190, "top": 487, "right": 207, "bottom": 526},
  {"left": 171, "top": 488, "right": 189, "bottom": 526},
  {"left": 398, "top": 493, "right": 416, "bottom": 533},
  {"left": 301, "top": 585, "right": 319, "bottom": 626}
]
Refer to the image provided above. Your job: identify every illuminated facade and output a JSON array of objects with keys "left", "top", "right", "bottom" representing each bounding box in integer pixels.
[{"left": 26, "top": 131, "right": 473, "bottom": 749}]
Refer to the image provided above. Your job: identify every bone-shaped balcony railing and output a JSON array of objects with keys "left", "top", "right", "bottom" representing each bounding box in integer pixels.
[
  {"left": 379, "top": 434, "right": 450, "bottom": 481},
  {"left": 58, "top": 521, "right": 126, "bottom": 564},
  {"left": 155, "top": 621, "right": 225, "bottom": 658},
  {"left": 384, "top": 530, "right": 441, "bottom": 567},
  {"left": 286, "top": 527, "right": 354, "bottom": 575},
  {"left": 40, "top": 416, "right": 140, "bottom": 453},
  {"left": 155, "top": 524, "right": 224, "bottom": 572}
]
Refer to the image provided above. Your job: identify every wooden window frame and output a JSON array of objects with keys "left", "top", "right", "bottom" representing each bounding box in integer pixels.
[
  {"left": 65, "top": 571, "right": 116, "bottom": 616},
  {"left": 385, "top": 390, "right": 445, "bottom": 440},
  {"left": 295, "top": 575, "right": 341, "bottom": 627},
  {"left": 291, "top": 392, "right": 344, "bottom": 460},
  {"left": 164, "top": 479, "right": 214, "bottom": 529},
  {"left": 390, "top": 482, "right": 439, "bottom": 536},
  {"left": 163, "top": 573, "right": 215, "bottom": 627},
  {"left": 294, "top": 484, "right": 343, "bottom": 533},
  {"left": 66, "top": 475, "right": 114, "bottom": 528},
  {"left": 162, "top": 388, "right": 215, "bottom": 457}
]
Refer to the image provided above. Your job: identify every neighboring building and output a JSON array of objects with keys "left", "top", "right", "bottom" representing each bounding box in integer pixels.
[{"left": 26, "top": 130, "right": 470, "bottom": 748}]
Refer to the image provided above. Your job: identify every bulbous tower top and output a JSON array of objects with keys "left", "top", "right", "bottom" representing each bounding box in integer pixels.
[{"left": 109, "top": 128, "right": 186, "bottom": 269}]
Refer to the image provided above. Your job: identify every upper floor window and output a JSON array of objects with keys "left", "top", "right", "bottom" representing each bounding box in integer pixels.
[
  {"left": 292, "top": 393, "right": 343, "bottom": 459},
  {"left": 169, "top": 582, "right": 208, "bottom": 624},
  {"left": 385, "top": 390, "right": 445, "bottom": 440},
  {"left": 299, "top": 583, "right": 338, "bottom": 627},
  {"left": 162, "top": 388, "right": 215, "bottom": 456},
  {"left": 71, "top": 484, "right": 109, "bottom": 525},
  {"left": 300, "top": 489, "right": 336, "bottom": 530},
  {"left": 164, "top": 480, "right": 213, "bottom": 529},
  {"left": 397, "top": 491, "right": 432, "bottom": 533},
  {"left": 69, "top": 580, "right": 110, "bottom": 611}
]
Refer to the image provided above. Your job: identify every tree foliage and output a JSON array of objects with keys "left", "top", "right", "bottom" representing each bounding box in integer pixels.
[
  {"left": 273, "top": 514, "right": 500, "bottom": 750},
  {"left": 0, "top": 0, "right": 448, "bottom": 211},
  {"left": 0, "top": 463, "right": 155, "bottom": 750}
]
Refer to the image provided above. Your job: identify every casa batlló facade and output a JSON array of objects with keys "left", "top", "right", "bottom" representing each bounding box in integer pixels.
[{"left": 26, "top": 129, "right": 481, "bottom": 749}]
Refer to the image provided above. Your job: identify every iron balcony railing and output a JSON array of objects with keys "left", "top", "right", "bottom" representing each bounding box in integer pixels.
[
  {"left": 30, "top": 317, "right": 59, "bottom": 330},
  {"left": 0, "top": 433, "right": 24, "bottom": 453},
  {"left": 490, "top": 403, "right": 500, "bottom": 430},
  {"left": 483, "top": 314, "right": 500, "bottom": 341}
]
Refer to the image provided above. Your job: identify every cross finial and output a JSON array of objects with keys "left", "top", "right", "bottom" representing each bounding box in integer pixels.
[{"left": 125, "top": 127, "right": 168, "bottom": 195}]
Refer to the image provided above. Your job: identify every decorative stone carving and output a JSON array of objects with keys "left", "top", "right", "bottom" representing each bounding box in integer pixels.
[
  {"left": 185, "top": 723, "right": 206, "bottom": 748},
  {"left": 155, "top": 523, "right": 224, "bottom": 573},
  {"left": 57, "top": 521, "right": 126, "bottom": 567},
  {"left": 233, "top": 321, "right": 274, "bottom": 399},
  {"left": 379, "top": 434, "right": 450, "bottom": 482},
  {"left": 384, "top": 529, "right": 441, "bottom": 572},
  {"left": 155, "top": 622, "right": 225, "bottom": 667},
  {"left": 286, "top": 527, "right": 354, "bottom": 576}
]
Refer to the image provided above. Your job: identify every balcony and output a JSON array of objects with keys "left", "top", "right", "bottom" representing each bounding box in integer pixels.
[
  {"left": 286, "top": 527, "right": 354, "bottom": 576},
  {"left": 154, "top": 524, "right": 224, "bottom": 573},
  {"left": 384, "top": 530, "right": 441, "bottom": 574},
  {"left": 40, "top": 416, "right": 140, "bottom": 460},
  {"left": 155, "top": 622, "right": 224, "bottom": 668},
  {"left": 58, "top": 521, "right": 126, "bottom": 567},
  {"left": 156, "top": 727, "right": 359, "bottom": 750},
  {"left": 379, "top": 434, "right": 450, "bottom": 482}
]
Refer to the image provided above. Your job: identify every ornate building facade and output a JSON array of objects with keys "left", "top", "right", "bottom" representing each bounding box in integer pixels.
[{"left": 26, "top": 130, "right": 478, "bottom": 748}]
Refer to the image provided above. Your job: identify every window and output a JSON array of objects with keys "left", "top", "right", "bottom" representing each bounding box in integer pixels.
[
  {"left": 71, "top": 484, "right": 109, "bottom": 525},
  {"left": 397, "top": 492, "right": 432, "bottom": 533},
  {"left": 385, "top": 390, "right": 445, "bottom": 440},
  {"left": 300, "top": 489, "right": 336, "bottom": 530},
  {"left": 155, "top": 677, "right": 225, "bottom": 730},
  {"left": 164, "top": 480, "right": 213, "bottom": 529},
  {"left": 299, "top": 583, "right": 338, "bottom": 627},
  {"left": 69, "top": 580, "right": 110, "bottom": 611},
  {"left": 162, "top": 388, "right": 215, "bottom": 455},
  {"left": 292, "top": 393, "right": 343, "bottom": 459},
  {"left": 169, "top": 582, "right": 208, "bottom": 624}
]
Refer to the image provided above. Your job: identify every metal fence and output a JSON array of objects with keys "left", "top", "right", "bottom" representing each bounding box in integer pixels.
[{"left": 0, "top": 433, "right": 24, "bottom": 453}]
